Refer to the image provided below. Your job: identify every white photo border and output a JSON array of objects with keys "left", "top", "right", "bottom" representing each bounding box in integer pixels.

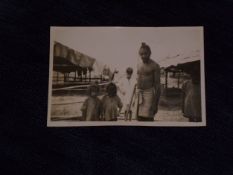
[{"left": 47, "top": 26, "right": 206, "bottom": 127}]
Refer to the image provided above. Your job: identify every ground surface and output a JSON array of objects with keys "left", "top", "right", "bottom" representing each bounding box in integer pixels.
[{"left": 50, "top": 94, "right": 188, "bottom": 122}]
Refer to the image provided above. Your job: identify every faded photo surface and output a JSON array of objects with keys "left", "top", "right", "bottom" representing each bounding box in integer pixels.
[{"left": 47, "top": 27, "right": 206, "bottom": 127}]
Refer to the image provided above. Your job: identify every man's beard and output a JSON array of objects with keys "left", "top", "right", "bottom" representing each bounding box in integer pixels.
[{"left": 142, "top": 58, "right": 149, "bottom": 63}]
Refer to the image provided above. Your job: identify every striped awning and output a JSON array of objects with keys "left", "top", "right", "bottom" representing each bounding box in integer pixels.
[{"left": 53, "top": 41, "right": 95, "bottom": 68}]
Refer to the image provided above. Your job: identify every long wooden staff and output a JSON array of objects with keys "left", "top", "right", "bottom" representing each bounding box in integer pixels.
[{"left": 127, "top": 84, "right": 137, "bottom": 121}]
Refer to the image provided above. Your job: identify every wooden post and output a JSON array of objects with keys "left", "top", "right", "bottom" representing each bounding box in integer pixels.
[
  {"left": 89, "top": 70, "right": 91, "bottom": 82},
  {"left": 165, "top": 71, "right": 168, "bottom": 89},
  {"left": 74, "top": 70, "right": 77, "bottom": 81},
  {"left": 57, "top": 72, "right": 59, "bottom": 82},
  {"left": 80, "top": 70, "right": 83, "bottom": 82},
  {"left": 177, "top": 71, "right": 180, "bottom": 88}
]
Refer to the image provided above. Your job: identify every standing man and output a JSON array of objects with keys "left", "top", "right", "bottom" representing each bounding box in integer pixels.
[
  {"left": 115, "top": 67, "right": 136, "bottom": 120},
  {"left": 136, "top": 42, "right": 161, "bottom": 121}
]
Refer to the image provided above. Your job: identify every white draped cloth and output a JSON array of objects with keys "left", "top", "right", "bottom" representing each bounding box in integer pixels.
[{"left": 115, "top": 74, "right": 136, "bottom": 113}]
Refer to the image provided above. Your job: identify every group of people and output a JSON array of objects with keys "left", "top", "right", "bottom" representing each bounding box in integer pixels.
[
  {"left": 81, "top": 42, "right": 202, "bottom": 122},
  {"left": 81, "top": 82, "right": 122, "bottom": 121},
  {"left": 81, "top": 42, "right": 161, "bottom": 121}
]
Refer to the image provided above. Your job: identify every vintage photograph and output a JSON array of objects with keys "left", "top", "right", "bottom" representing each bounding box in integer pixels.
[{"left": 47, "top": 27, "right": 206, "bottom": 126}]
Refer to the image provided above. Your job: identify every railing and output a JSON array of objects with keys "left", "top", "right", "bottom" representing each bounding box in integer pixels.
[
  {"left": 52, "top": 76, "right": 103, "bottom": 82},
  {"left": 52, "top": 82, "right": 109, "bottom": 91}
]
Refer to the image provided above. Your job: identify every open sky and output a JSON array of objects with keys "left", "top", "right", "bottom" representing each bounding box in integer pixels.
[{"left": 51, "top": 27, "right": 203, "bottom": 73}]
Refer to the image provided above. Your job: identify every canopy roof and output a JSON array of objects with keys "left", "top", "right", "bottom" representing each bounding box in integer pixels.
[
  {"left": 164, "top": 65, "right": 182, "bottom": 73},
  {"left": 53, "top": 42, "right": 95, "bottom": 68},
  {"left": 158, "top": 50, "right": 201, "bottom": 68}
]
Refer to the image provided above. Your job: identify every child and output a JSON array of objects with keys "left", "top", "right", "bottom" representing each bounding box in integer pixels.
[
  {"left": 81, "top": 83, "right": 102, "bottom": 121},
  {"left": 101, "top": 83, "right": 123, "bottom": 121}
]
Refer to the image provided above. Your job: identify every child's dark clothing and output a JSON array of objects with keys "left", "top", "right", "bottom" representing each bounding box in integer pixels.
[
  {"left": 81, "top": 97, "right": 101, "bottom": 121},
  {"left": 101, "top": 95, "right": 123, "bottom": 121}
]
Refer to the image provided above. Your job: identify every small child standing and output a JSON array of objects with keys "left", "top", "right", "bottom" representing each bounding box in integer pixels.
[
  {"left": 102, "top": 83, "right": 123, "bottom": 121},
  {"left": 81, "top": 83, "right": 102, "bottom": 121}
]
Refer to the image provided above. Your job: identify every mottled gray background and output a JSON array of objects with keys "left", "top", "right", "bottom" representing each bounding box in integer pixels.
[{"left": 0, "top": 1, "right": 233, "bottom": 175}]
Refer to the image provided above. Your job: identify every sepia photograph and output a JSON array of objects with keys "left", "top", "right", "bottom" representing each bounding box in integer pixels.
[{"left": 47, "top": 27, "right": 206, "bottom": 127}]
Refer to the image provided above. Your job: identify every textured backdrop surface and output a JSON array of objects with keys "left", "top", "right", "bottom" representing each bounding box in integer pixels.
[{"left": 0, "top": 1, "right": 233, "bottom": 175}]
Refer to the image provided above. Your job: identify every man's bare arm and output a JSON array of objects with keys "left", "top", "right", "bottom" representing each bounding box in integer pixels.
[{"left": 153, "top": 64, "right": 161, "bottom": 92}]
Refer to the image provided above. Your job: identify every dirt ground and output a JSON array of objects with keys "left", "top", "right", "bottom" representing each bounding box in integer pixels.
[
  {"left": 155, "top": 95, "right": 188, "bottom": 122},
  {"left": 50, "top": 94, "right": 188, "bottom": 122}
]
